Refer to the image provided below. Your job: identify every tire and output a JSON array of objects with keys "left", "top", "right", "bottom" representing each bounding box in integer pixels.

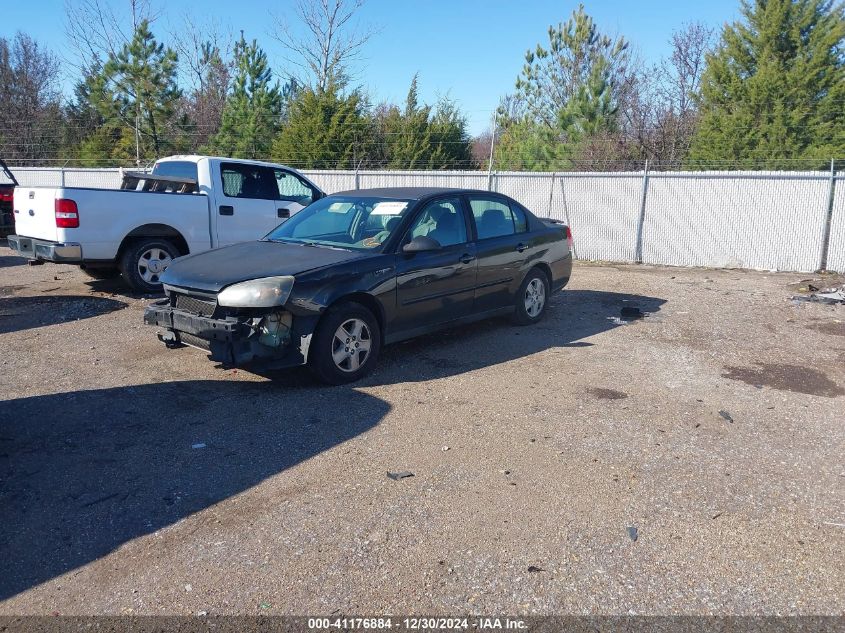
[
  {"left": 308, "top": 301, "right": 381, "bottom": 385},
  {"left": 119, "top": 238, "right": 179, "bottom": 294},
  {"left": 512, "top": 268, "right": 550, "bottom": 325},
  {"left": 80, "top": 266, "right": 121, "bottom": 280}
]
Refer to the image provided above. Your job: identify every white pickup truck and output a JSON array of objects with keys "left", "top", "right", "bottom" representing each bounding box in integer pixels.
[{"left": 8, "top": 155, "right": 325, "bottom": 292}]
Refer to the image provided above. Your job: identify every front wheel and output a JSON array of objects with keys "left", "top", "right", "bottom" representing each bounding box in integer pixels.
[
  {"left": 119, "top": 238, "right": 179, "bottom": 294},
  {"left": 512, "top": 269, "right": 549, "bottom": 325},
  {"left": 308, "top": 302, "right": 381, "bottom": 385}
]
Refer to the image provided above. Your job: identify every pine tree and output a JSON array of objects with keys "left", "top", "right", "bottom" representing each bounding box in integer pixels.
[
  {"left": 383, "top": 75, "right": 435, "bottom": 169},
  {"left": 87, "top": 20, "right": 182, "bottom": 162},
  {"left": 496, "top": 4, "right": 632, "bottom": 170},
  {"left": 689, "top": 0, "right": 845, "bottom": 167},
  {"left": 205, "top": 33, "right": 283, "bottom": 159},
  {"left": 271, "top": 86, "right": 370, "bottom": 169}
]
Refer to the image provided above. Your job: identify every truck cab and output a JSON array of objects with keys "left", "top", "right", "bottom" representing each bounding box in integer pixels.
[{"left": 7, "top": 156, "right": 324, "bottom": 293}]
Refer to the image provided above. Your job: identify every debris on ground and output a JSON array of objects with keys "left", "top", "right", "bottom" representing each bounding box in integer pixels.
[
  {"left": 719, "top": 410, "right": 734, "bottom": 423},
  {"left": 627, "top": 526, "right": 639, "bottom": 542},
  {"left": 620, "top": 306, "right": 644, "bottom": 320},
  {"left": 792, "top": 284, "right": 845, "bottom": 305},
  {"left": 387, "top": 471, "right": 414, "bottom": 481},
  {"left": 191, "top": 443, "right": 206, "bottom": 449},
  {"left": 527, "top": 565, "right": 545, "bottom": 573}
]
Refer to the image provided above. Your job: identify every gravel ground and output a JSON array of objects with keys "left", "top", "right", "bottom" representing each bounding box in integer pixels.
[{"left": 0, "top": 242, "right": 843, "bottom": 616}]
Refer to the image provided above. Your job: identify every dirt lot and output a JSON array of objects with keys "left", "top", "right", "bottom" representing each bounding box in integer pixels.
[{"left": 0, "top": 242, "right": 843, "bottom": 616}]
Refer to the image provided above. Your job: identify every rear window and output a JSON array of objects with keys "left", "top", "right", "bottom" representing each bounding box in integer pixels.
[{"left": 152, "top": 161, "right": 198, "bottom": 181}]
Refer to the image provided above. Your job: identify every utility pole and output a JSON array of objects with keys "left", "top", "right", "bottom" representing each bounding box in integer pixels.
[{"left": 487, "top": 112, "right": 497, "bottom": 191}]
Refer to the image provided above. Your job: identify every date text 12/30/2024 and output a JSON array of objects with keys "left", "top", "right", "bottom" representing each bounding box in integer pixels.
[{"left": 308, "top": 617, "right": 528, "bottom": 630}]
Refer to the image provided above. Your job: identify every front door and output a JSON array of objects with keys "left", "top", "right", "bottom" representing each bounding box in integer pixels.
[
  {"left": 215, "top": 162, "right": 279, "bottom": 247},
  {"left": 394, "top": 197, "right": 477, "bottom": 333}
]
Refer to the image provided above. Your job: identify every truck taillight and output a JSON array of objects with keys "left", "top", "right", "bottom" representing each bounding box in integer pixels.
[
  {"left": 55, "top": 198, "right": 79, "bottom": 228},
  {"left": 564, "top": 225, "right": 573, "bottom": 249},
  {"left": 0, "top": 190, "right": 12, "bottom": 202}
]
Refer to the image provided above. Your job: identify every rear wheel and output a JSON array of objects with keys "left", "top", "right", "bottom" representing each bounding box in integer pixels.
[
  {"left": 308, "top": 302, "right": 381, "bottom": 385},
  {"left": 80, "top": 266, "right": 120, "bottom": 280},
  {"left": 119, "top": 238, "right": 179, "bottom": 294},
  {"left": 512, "top": 268, "right": 549, "bottom": 325}
]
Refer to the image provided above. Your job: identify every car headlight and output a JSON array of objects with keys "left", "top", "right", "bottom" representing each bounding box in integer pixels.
[{"left": 217, "top": 276, "right": 295, "bottom": 308}]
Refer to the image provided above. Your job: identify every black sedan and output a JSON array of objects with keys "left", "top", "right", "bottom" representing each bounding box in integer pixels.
[{"left": 144, "top": 187, "right": 573, "bottom": 383}]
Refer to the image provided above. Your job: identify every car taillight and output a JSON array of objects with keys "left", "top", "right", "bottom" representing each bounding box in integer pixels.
[
  {"left": 55, "top": 198, "right": 79, "bottom": 228},
  {"left": 564, "top": 225, "right": 573, "bottom": 249},
  {"left": 0, "top": 190, "right": 12, "bottom": 203}
]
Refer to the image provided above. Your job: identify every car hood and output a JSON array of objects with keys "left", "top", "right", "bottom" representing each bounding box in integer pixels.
[{"left": 161, "top": 240, "right": 371, "bottom": 293}]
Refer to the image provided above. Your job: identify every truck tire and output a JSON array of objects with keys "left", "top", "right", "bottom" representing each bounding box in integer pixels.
[
  {"left": 80, "top": 266, "right": 120, "bottom": 280},
  {"left": 308, "top": 301, "right": 381, "bottom": 385},
  {"left": 119, "top": 238, "right": 179, "bottom": 294}
]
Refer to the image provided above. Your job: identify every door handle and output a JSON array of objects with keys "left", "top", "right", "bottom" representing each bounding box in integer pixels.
[
  {"left": 277, "top": 208, "right": 290, "bottom": 218},
  {"left": 219, "top": 205, "right": 234, "bottom": 216},
  {"left": 516, "top": 242, "right": 528, "bottom": 253},
  {"left": 459, "top": 253, "right": 476, "bottom": 264}
]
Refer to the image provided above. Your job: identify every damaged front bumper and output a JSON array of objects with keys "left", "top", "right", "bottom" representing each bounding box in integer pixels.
[{"left": 144, "top": 299, "right": 316, "bottom": 369}]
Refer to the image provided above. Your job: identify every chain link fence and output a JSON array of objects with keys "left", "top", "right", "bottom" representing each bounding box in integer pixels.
[{"left": 9, "top": 166, "right": 845, "bottom": 273}]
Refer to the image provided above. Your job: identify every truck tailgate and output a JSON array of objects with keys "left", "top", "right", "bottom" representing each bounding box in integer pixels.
[{"left": 12, "top": 187, "right": 59, "bottom": 242}]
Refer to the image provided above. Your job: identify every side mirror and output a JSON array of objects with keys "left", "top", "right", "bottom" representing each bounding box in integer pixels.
[{"left": 402, "top": 235, "right": 442, "bottom": 253}]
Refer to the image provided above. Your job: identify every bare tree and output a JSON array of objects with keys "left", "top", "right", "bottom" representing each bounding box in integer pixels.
[
  {"left": 271, "top": 0, "right": 377, "bottom": 92},
  {"left": 627, "top": 22, "right": 714, "bottom": 167},
  {"left": 64, "top": 0, "right": 158, "bottom": 72},
  {"left": 0, "top": 33, "right": 64, "bottom": 163}
]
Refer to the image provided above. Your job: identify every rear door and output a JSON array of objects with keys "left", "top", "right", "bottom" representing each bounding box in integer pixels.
[
  {"left": 214, "top": 162, "right": 278, "bottom": 246},
  {"left": 393, "top": 197, "right": 477, "bottom": 333},
  {"left": 467, "top": 195, "right": 531, "bottom": 313},
  {"left": 11, "top": 187, "right": 60, "bottom": 242}
]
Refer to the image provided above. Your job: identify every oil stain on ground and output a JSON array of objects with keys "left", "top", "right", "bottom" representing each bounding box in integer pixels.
[
  {"left": 806, "top": 322, "right": 845, "bottom": 337},
  {"left": 589, "top": 387, "right": 628, "bottom": 400},
  {"left": 722, "top": 363, "right": 844, "bottom": 398}
]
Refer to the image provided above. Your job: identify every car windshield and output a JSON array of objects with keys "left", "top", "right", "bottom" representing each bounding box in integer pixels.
[{"left": 265, "top": 196, "right": 412, "bottom": 251}]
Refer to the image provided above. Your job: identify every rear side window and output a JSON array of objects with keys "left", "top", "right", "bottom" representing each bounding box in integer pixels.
[
  {"left": 152, "top": 161, "right": 198, "bottom": 181},
  {"left": 220, "top": 163, "right": 278, "bottom": 200},
  {"left": 469, "top": 197, "right": 525, "bottom": 239}
]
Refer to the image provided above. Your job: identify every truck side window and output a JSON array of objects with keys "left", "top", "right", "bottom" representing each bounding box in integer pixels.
[
  {"left": 273, "top": 169, "right": 315, "bottom": 206},
  {"left": 220, "top": 163, "right": 277, "bottom": 200}
]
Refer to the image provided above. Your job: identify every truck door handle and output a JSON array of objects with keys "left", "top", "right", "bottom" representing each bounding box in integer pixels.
[
  {"left": 219, "top": 205, "right": 234, "bottom": 216},
  {"left": 460, "top": 253, "right": 476, "bottom": 264},
  {"left": 516, "top": 242, "right": 528, "bottom": 253},
  {"left": 277, "top": 208, "right": 290, "bottom": 218}
]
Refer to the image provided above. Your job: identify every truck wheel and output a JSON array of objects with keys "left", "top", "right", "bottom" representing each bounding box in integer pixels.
[
  {"left": 119, "top": 238, "right": 179, "bottom": 294},
  {"left": 80, "top": 266, "right": 120, "bottom": 280},
  {"left": 308, "top": 302, "right": 381, "bottom": 385}
]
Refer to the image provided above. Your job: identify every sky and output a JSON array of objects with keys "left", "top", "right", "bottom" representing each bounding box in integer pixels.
[{"left": 3, "top": 0, "right": 742, "bottom": 135}]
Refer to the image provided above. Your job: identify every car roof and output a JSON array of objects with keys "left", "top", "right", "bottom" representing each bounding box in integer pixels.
[{"left": 331, "top": 187, "right": 496, "bottom": 201}]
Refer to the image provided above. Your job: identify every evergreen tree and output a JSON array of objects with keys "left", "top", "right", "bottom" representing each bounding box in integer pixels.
[
  {"left": 383, "top": 75, "right": 435, "bottom": 169},
  {"left": 689, "top": 0, "right": 845, "bottom": 166},
  {"left": 271, "top": 86, "right": 370, "bottom": 169},
  {"left": 205, "top": 33, "right": 283, "bottom": 159},
  {"left": 428, "top": 95, "right": 473, "bottom": 169},
  {"left": 87, "top": 20, "right": 182, "bottom": 162}
]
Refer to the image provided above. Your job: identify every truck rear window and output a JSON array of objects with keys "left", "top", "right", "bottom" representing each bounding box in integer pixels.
[{"left": 152, "top": 161, "right": 198, "bottom": 181}]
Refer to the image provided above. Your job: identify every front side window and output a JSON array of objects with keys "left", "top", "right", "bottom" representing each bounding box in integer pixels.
[
  {"left": 266, "top": 196, "right": 411, "bottom": 251},
  {"left": 274, "top": 169, "right": 315, "bottom": 205},
  {"left": 220, "top": 163, "right": 277, "bottom": 200},
  {"left": 406, "top": 198, "right": 467, "bottom": 247}
]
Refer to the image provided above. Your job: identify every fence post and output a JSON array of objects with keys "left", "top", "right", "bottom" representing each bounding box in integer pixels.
[
  {"left": 354, "top": 167, "right": 360, "bottom": 190},
  {"left": 547, "top": 172, "right": 556, "bottom": 217},
  {"left": 60, "top": 167, "right": 65, "bottom": 188},
  {"left": 819, "top": 158, "right": 836, "bottom": 272},
  {"left": 634, "top": 160, "right": 651, "bottom": 263}
]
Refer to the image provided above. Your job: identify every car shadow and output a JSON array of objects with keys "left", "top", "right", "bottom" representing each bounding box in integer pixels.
[
  {"left": 0, "top": 380, "right": 389, "bottom": 601},
  {"left": 0, "top": 295, "right": 128, "bottom": 335},
  {"left": 258, "top": 290, "right": 667, "bottom": 386}
]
